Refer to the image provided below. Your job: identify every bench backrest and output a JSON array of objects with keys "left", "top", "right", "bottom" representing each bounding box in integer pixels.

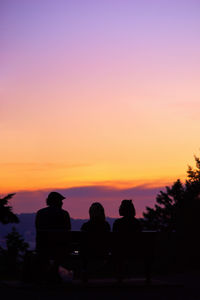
[{"left": 36, "top": 231, "right": 177, "bottom": 259}]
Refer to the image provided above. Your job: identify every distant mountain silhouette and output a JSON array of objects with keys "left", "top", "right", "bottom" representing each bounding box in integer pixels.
[{"left": 0, "top": 213, "right": 116, "bottom": 249}]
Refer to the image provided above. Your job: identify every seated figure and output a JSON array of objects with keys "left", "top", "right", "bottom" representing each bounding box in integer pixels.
[
  {"left": 80, "top": 203, "right": 110, "bottom": 281},
  {"left": 112, "top": 200, "right": 142, "bottom": 281},
  {"left": 81, "top": 202, "right": 110, "bottom": 232},
  {"left": 113, "top": 199, "right": 141, "bottom": 232},
  {"left": 81, "top": 202, "right": 110, "bottom": 257},
  {"left": 34, "top": 192, "right": 71, "bottom": 282}
]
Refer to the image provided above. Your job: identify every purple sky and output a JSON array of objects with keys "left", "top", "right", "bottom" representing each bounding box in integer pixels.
[
  {"left": 1, "top": 0, "right": 200, "bottom": 217},
  {"left": 11, "top": 184, "right": 164, "bottom": 218}
]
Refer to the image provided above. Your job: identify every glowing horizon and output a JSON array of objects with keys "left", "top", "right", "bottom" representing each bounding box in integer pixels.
[{"left": 1, "top": 0, "right": 200, "bottom": 201}]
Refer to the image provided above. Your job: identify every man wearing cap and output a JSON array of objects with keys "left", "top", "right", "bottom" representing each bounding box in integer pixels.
[
  {"left": 35, "top": 192, "right": 71, "bottom": 233},
  {"left": 35, "top": 192, "right": 71, "bottom": 282}
]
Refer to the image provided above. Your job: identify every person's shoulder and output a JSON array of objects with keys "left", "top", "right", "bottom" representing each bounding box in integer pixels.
[
  {"left": 134, "top": 217, "right": 141, "bottom": 224},
  {"left": 81, "top": 220, "right": 90, "bottom": 231},
  {"left": 112, "top": 218, "right": 123, "bottom": 231},
  {"left": 133, "top": 217, "right": 142, "bottom": 230},
  {"left": 113, "top": 218, "right": 123, "bottom": 225},
  {"left": 105, "top": 221, "right": 111, "bottom": 231},
  {"left": 36, "top": 207, "right": 49, "bottom": 215},
  {"left": 62, "top": 209, "right": 70, "bottom": 216}
]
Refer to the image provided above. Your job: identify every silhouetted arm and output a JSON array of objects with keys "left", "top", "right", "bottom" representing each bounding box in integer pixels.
[
  {"left": 112, "top": 220, "right": 119, "bottom": 232},
  {"left": 64, "top": 211, "right": 71, "bottom": 230},
  {"left": 106, "top": 221, "right": 111, "bottom": 232},
  {"left": 80, "top": 222, "right": 88, "bottom": 232},
  {"left": 135, "top": 218, "right": 142, "bottom": 232},
  {"left": 35, "top": 211, "right": 40, "bottom": 230}
]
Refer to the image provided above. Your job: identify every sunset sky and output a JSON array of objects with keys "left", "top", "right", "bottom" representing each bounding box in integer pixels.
[{"left": 1, "top": 0, "right": 200, "bottom": 217}]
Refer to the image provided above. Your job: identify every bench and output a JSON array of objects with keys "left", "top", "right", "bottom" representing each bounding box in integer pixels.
[{"left": 25, "top": 231, "right": 178, "bottom": 283}]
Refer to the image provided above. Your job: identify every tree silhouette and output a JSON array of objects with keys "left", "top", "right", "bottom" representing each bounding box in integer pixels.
[
  {"left": 5, "top": 227, "right": 29, "bottom": 276},
  {"left": 6, "top": 226, "right": 29, "bottom": 257},
  {"left": 0, "top": 193, "right": 19, "bottom": 224},
  {"left": 143, "top": 155, "right": 200, "bottom": 231},
  {"left": 143, "top": 179, "right": 184, "bottom": 231},
  {"left": 187, "top": 155, "right": 200, "bottom": 183}
]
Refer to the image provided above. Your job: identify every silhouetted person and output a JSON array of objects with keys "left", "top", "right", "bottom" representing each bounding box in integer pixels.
[
  {"left": 112, "top": 200, "right": 142, "bottom": 282},
  {"left": 113, "top": 199, "right": 141, "bottom": 232},
  {"left": 81, "top": 203, "right": 110, "bottom": 282},
  {"left": 81, "top": 202, "right": 110, "bottom": 232},
  {"left": 35, "top": 192, "right": 71, "bottom": 233},
  {"left": 35, "top": 192, "right": 71, "bottom": 283}
]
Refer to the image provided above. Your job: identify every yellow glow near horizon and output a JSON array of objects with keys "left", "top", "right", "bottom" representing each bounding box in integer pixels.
[{"left": 1, "top": 1, "right": 200, "bottom": 195}]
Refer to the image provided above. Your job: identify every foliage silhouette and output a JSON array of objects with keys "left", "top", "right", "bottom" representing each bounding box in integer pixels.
[
  {"left": 0, "top": 227, "right": 29, "bottom": 278},
  {"left": 0, "top": 193, "right": 19, "bottom": 224},
  {"left": 143, "top": 155, "right": 200, "bottom": 232},
  {"left": 5, "top": 226, "right": 29, "bottom": 256}
]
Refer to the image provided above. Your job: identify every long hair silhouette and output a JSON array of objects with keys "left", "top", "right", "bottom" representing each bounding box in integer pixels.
[{"left": 89, "top": 202, "right": 105, "bottom": 222}]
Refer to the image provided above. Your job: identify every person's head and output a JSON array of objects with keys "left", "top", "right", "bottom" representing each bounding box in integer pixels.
[
  {"left": 119, "top": 199, "right": 136, "bottom": 217},
  {"left": 89, "top": 202, "right": 105, "bottom": 222},
  {"left": 46, "top": 192, "right": 65, "bottom": 208}
]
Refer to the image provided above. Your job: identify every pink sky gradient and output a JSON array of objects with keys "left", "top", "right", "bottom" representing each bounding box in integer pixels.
[{"left": 1, "top": 0, "right": 200, "bottom": 215}]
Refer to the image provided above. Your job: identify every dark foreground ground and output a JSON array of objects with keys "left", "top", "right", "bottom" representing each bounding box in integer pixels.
[{"left": 1, "top": 272, "right": 200, "bottom": 300}]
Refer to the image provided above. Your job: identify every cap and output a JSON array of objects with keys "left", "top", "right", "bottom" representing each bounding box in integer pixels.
[{"left": 46, "top": 192, "right": 66, "bottom": 206}]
